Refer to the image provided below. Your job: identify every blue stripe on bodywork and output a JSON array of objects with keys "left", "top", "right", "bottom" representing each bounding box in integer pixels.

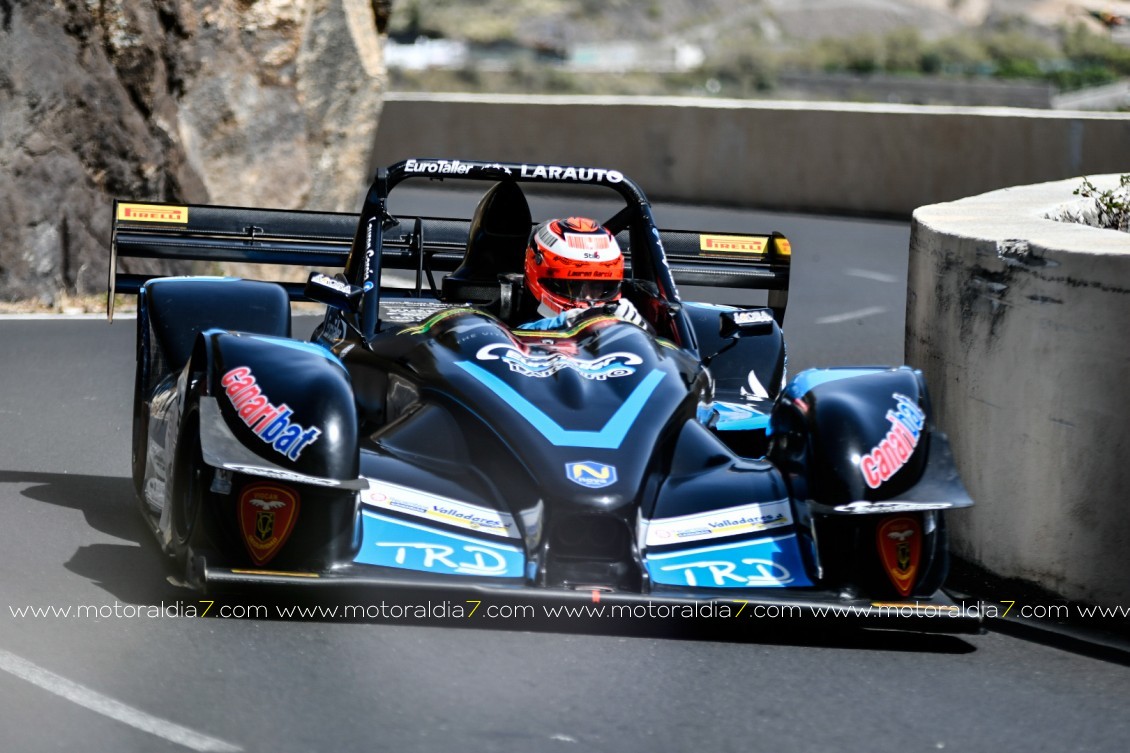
[{"left": 456, "top": 362, "right": 665, "bottom": 449}]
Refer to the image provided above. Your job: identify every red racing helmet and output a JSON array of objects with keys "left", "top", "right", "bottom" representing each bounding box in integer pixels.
[{"left": 524, "top": 217, "right": 624, "bottom": 314}]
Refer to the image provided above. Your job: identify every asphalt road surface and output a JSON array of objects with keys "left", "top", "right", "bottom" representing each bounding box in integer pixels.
[{"left": 1, "top": 193, "right": 1127, "bottom": 752}]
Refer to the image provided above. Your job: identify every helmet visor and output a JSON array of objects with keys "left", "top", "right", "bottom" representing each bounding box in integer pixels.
[{"left": 541, "top": 278, "right": 621, "bottom": 305}]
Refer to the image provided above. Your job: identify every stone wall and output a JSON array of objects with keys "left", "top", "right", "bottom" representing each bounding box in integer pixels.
[
  {"left": 907, "top": 176, "right": 1130, "bottom": 607},
  {"left": 0, "top": 0, "right": 388, "bottom": 305}
]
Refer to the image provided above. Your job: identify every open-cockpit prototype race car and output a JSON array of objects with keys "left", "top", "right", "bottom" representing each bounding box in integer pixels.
[{"left": 109, "top": 158, "right": 978, "bottom": 633}]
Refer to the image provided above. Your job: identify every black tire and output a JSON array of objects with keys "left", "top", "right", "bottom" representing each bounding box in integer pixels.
[
  {"left": 167, "top": 403, "right": 210, "bottom": 571},
  {"left": 130, "top": 372, "right": 149, "bottom": 501},
  {"left": 131, "top": 310, "right": 150, "bottom": 500}
]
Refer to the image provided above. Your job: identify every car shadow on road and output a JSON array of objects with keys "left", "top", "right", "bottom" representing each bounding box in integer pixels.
[
  {"left": 369, "top": 612, "right": 979, "bottom": 655},
  {"left": 0, "top": 470, "right": 187, "bottom": 605},
  {"left": 235, "top": 586, "right": 979, "bottom": 656}
]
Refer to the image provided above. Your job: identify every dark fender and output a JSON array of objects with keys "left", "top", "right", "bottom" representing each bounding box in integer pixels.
[
  {"left": 132, "top": 278, "right": 292, "bottom": 494},
  {"left": 141, "top": 278, "right": 291, "bottom": 373},
  {"left": 769, "top": 367, "right": 931, "bottom": 504},
  {"left": 192, "top": 330, "right": 359, "bottom": 482},
  {"left": 169, "top": 331, "right": 361, "bottom": 575},
  {"left": 768, "top": 367, "right": 964, "bottom": 598}
]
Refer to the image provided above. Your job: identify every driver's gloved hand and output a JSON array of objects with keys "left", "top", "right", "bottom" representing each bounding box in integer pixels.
[{"left": 607, "top": 298, "right": 647, "bottom": 328}]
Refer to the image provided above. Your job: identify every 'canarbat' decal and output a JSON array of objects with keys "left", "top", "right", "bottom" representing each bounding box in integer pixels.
[
  {"left": 860, "top": 393, "right": 926, "bottom": 489},
  {"left": 222, "top": 367, "right": 321, "bottom": 460}
]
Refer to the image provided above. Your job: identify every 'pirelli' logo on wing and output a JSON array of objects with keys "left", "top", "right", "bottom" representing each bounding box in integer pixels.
[
  {"left": 116, "top": 203, "right": 189, "bottom": 224},
  {"left": 699, "top": 234, "right": 767, "bottom": 256}
]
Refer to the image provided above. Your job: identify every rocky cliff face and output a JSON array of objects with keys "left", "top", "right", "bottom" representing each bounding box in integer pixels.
[{"left": 0, "top": 0, "right": 389, "bottom": 305}]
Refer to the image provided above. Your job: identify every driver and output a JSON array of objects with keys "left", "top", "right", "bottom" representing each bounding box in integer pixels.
[{"left": 516, "top": 217, "right": 649, "bottom": 331}]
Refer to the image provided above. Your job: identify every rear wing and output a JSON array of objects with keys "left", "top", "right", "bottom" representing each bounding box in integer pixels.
[{"left": 109, "top": 199, "right": 790, "bottom": 319}]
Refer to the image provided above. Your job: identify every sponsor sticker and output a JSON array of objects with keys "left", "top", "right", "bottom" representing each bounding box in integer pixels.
[
  {"left": 404, "top": 158, "right": 472, "bottom": 175},
  {"left": 238, "top": 483, "right": 300, "bottom": 566},
  {"left": 646, "top": 534, "right": 812, "bottom": 588},
  {"left": 733, "top": 309, "right": 774, "bottom": 327},
  {"left": 354, "top": 511, "right": 524, "bottom": 578},
  {"left": 361, "top": 480, "right": 519, "bottom": 539},
  {"left": 381, "top": 300, "right": 458, "bottom": 324},
  {"left": 309, "top": 273, "right": 355, "bottom": 296},
  {"left": 699, "top": 234, "right": 767, "bottom": 256},
  {"left": 518, "top": 164, "right": 624, "bottom": 183},
  {"left": 860, "top": 393, "right": 926, "bottom": 489},
  {"left": 834, "top": 501, "right": 952, "bottom": 514},
  {"left": 476, "top": 343, "right": 641, "bottom": 380},
  {"left": 116, "top": 203, "right": 189, "bottom": 224},
  {"left": 877, "top": 516, "right": 921, "bottom": 597},
  {"left": 566, "top": 462, "right": 618, "bottom": 489},
  {"left": 221, "top": 367, "right": 322, "bottom": 461},
  {"left": 644, "top": 499, "right": 793, "bottom": 547}
]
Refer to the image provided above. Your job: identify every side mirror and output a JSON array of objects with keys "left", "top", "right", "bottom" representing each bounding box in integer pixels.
[
  {"left": 305, "top": 272, "right": 363, "bottom": 313},
  {"left": 719, "top": 307, "right": 776, "bottom": 339}
]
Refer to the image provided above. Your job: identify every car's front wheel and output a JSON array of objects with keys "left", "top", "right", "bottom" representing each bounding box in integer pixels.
[{"left": 167, "top": 400, "right": 213, "bottom": 575}]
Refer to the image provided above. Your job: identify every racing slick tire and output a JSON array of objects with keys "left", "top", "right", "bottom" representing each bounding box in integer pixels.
[
  {"left": 131, "top": 312, "right": 159, "bottom": 501},
  {"left": 167, "top": 395, "right": 215, "bottom": 576}
]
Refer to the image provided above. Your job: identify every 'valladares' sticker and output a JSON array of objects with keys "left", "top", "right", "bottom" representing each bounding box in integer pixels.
[
  {"left": 361, "top": 480, "right": 519, "bottom": 539},
  {"left": 643, "top": 499, "right": 793, "bottom": 547}
]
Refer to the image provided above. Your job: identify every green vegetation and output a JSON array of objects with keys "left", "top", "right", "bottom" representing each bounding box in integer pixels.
[
  {"left": 387, "top": 4, "right": 1130, "bottom": 104},
  {"left": 753, "top": 23, "right": 1129, "bottom": 91},
  {"left": 1074, "top": 174, "right": 1130, "bottom": 231}
]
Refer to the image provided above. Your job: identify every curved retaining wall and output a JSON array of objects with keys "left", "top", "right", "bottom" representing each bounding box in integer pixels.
[
  {"left": 373, "top": 93, "right": 1130, "bottom": 215},
  {"left": 907, "top": 176, "right": 1130, "bottom": 607}
]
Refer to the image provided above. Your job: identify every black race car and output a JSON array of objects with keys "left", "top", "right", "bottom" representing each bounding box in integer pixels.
[{"left": 108, "top": 158, "right": 978, "bottom": 632}]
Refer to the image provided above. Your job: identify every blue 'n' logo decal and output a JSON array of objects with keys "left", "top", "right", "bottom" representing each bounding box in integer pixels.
[{"left": 566, "top": 462, "right": 618, "bottom": 489}]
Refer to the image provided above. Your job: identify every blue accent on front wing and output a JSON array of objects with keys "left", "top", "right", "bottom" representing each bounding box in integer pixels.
[
  {"left": 354, "top": 511, "right": 525, "bottom": 578},
  {"left": 784, "top": 367, "right": 889, "bottom": 400},
  {"left": 646, "top": 534, "right": 813, "bottom": 588},
  {"left": 456, "top": 361, "right": 665, "bottom": 449}
]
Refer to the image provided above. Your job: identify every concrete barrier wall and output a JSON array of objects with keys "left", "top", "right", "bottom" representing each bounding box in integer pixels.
[
  {"left": 374, "top": 93, "right": 1130, "bottom": 216},
  {"left": 907, "top": 177, "right": 1130, "bottom": 607}
]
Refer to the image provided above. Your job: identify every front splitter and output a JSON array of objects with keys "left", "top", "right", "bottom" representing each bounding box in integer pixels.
[{"left": 198, "top": 561, "right": 984, "bottom": 635}]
